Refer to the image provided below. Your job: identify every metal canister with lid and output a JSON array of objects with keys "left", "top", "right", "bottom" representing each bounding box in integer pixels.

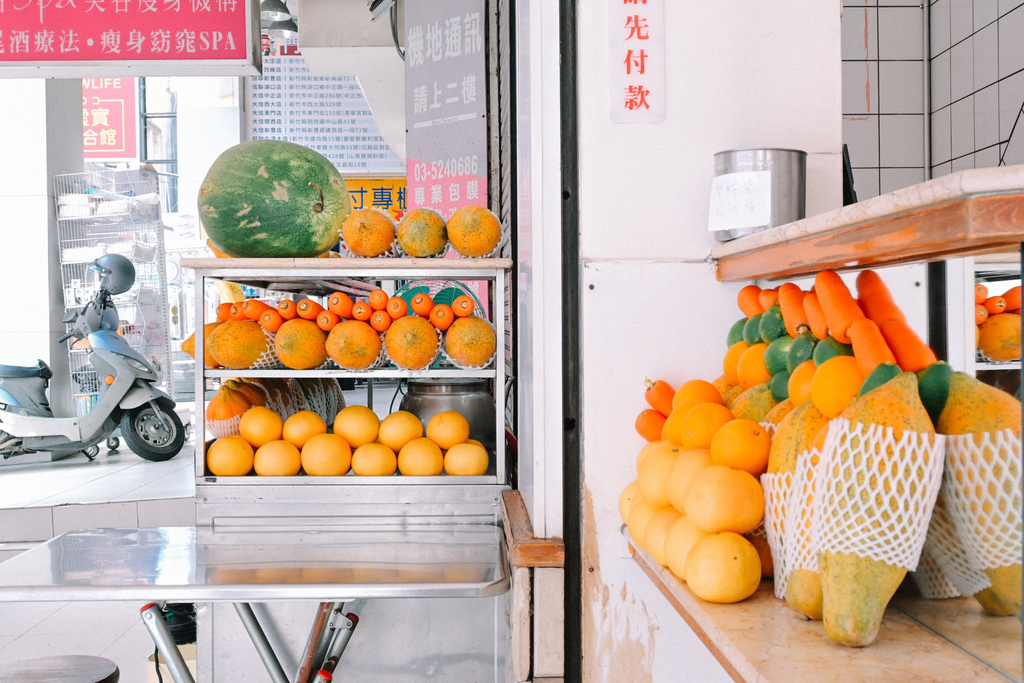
[{"left": 399, "top": 379, "right": 496, "bottom": 455}]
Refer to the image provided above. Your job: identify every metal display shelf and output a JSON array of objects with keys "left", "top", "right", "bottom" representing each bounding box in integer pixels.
[{"left": 182, "top": 257, "right": 513, "bottom": 494}]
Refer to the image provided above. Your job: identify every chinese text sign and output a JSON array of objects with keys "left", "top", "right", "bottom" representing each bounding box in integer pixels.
[
  {"left": 708, "top": 170, "right": 772, "bottom": 233},
  {"left": 83, "top": 77, "right": 137, "bottom": 160},
  {"left": 609, "top": 0, "right": 665, "bottom": 123}
]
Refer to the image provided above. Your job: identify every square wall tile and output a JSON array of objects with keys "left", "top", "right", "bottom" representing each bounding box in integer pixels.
[
  {"left": 951, "top": 153, "right": 976, "bottom": 170},
  {"left": 52, "top": 502, "right": 137, "bottom": 535},
  {"left": 999, "top": 0, "right": 1024, "bottom": 17},
  {"left": 879, "top": 60, "right": 924, "bottom": 113},
  {"left": 931, "top": 105, "right": 953, "bottom": 163},
  {"left": 880, "top": 167, "right": 926, "bottom": 193},
  {"left": 950, "top": 0, "right": 975, "bottom": 43},
  {"left": 1004, "top": 134, "right": 1024, "bottom": 165},
  {"left": 843, "top": 6, "right": 878, "bottom": 60},
  {"left": 950, "top": 37, "right": 975, "bottom": 101},
  {"left": 975, "top": 0, "right": 1000, "bottom": 26},
  {"left": 951, "top": 96, "right": 977, "bottom": 157},
  {"left": 843, "top": 61, "right": 879, "bottom": 114},
  {"left": 931, "top": 50, "right": 952, "bottom": 110},
  {"left": 973, "top": 23, "right": 999, "bottom": 90},
  {"left": 974, "top": 83, "right": 1000, "bottom": 148},
  {"left": 975, "top": 144, "right": 1001, "bottom": 167},
  {"left": 879, "top": 7, "right": 924, "bottom": 60},
  {"left": 999, "top": 6, "right": 1024, "bottom": 79},
  {"left": 879, "top": 114, "right": 926, "bottom": 166},
  {"left": 931, "top": 0, "right": 952, "bottom": 56},
  {"left": 852, "top": 168, "right": 881, "bottom": 200},
  {"left": 931, "top": 161, "right": 954, "bottom": 177},
  {"left": 998, "top": 70, "right": 1024, "bottom": 141},
  {"left": 844, "top": 115, "right": 881, "bottom": 166},
  {"left": 0, "top": 508, "right": 52, "bottom": 542}
]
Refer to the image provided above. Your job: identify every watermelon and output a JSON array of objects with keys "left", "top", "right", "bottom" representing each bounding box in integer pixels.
[{"left": 198, "top": 140, "right": 351, "bottom": 258}]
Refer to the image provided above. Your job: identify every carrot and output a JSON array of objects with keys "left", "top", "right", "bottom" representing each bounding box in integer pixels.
[
  {"left": 737, "top": 285, "right": 764, "bottom": 318},
  {"left": 1003, "top": 286, "right": 1021, "bottom": 311},
  {"left": 814, "top": 270, "right": 866, "bottom": 343},
  {"left": 228, "top": 303, "right": 247, "bottom": 321},
  {"left": 241, "top": 299, "right": 272, "bottom": 320},
  {"left": 316, "top": 310, "right": 341, "bottom": 331},
  {"left": 259, "top": 309, "right": 285, "bottom": 333},
  {"left": 975, "top": 305, "right": 989, "bottom": 325},
  {"left": 975, "top": 283, "right": 988, "bottom": 304},
  {"left": 327, "top": 292, "right": 354, "bottom": 319},
  {"left": 216, "top": 302, "right": 233, "bottom": 322},
  {"left": 802, "top": 292, "right": 829, "bottom": 340},
  {"left": 758, "top": 288, "right": 779, "bottom": 311},
  {"left": 778, "top": 283, "right": 809, "bottom": 337},
  {"left": 847, "top": 319, "right": 898, "bottom": 377},
  {"left": 635, "top": 409, "right": 667, "bottom": 443},
  {"left": 877, "top": 318, "right": 938, "bottom": 373},
  {"left": 644, "top": 378, "right": 675, "bottom": 418},
  {"left": 983, "top": 296, "right": 1007, "bottom": 315},
  {"left": 855, "top": 270, "right": 906, "bottom": 324},
  {"left": 278, "top": 299, "right": 299, "bottom": 320},
  {"left": 297, "top": 298, "right": 325, "bottom": 320}
]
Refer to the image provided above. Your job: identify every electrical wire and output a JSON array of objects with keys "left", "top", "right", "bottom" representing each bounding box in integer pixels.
[
  {"left": 389, "top": 378, "right": 407, "bottom": 413},
  {"left": 390, "top": 2, "right": 404, "bottom": 61},
  {"left": 154, "top": 645, "right": 163, "bottom": 683}
]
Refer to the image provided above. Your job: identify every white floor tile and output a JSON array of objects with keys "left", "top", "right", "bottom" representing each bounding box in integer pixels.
[
  {"left": 0, "top": 629, "right": 128, "bottom": 664},
  {"left": 101, "top": 618, "right": 163, "bottom": 683}
]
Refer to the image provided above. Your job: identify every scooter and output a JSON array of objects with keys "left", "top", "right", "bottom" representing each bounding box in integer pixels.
[{"left": 0, "top": 254, "right": 185, "bottom": 462}]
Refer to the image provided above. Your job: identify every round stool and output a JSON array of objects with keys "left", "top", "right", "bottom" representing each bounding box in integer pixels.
[{"left": 0, "top": 655, "right": 119, "bottom": 683}]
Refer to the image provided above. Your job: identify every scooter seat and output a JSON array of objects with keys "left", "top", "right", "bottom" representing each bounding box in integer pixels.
[{"left": 0, "top": 360, "right": 53, "bottom": 380}]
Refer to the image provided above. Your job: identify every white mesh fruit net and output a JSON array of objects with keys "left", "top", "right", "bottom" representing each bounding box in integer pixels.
[
  {"left": 296, "top": 378, "right": 347, "bottom": 425},
  {"left": 206, "top": 414, "right": 241, "bottom": 439},
  {"left": 760, "top": 471, "right": 792, "bottom": 598},
  {"left": 783, "top": 446, "right": 824, "bottom": 587},
  {"left": 943, "top": 429, "right": 1022, "bottom": 572},
  {"left": 813, "top": 418, "right": 945, "bottom": 572},
  {"left": 761, "top": 421, "right": 779, "bottom": 440},
  {"left": 922, "top": 495, "right": 989, "bottom": 596},
  {"left": 911, "top": 542, "right": 964, "bottom": 599},
  {"left": 247, "top": 329, "right": 283, "bottom": 370}
]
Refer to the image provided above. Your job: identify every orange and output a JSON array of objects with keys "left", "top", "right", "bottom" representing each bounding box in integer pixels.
[
  {"left": 350, "top": 442, "right": 397, "bottom": 476},
  {"left": 282, "top": 410, "right": 327, "bottom": 449},
  {"left": 446, "top": 205, "right": 503, "bottom": 257},
  {"left": 672, "top": 379, "right": 724, "bottom": 409},
  {"left": 810, "top": 355, "right": 863, "bottom": 418},
  {"left": 644, "top": 506, "right": 683, "bottom": 566},
  {"left": 685, "top": 532, "right": 761, "bottom": 603},
  {"left": 787, "top": 359, "right": 817, "bottom": 407},
  {"left": 665, "top": 448, "right": 713, "bottom": 513},
  {"left": 619, "top": 480, "right": 641, "bottom": 523},
  {"left": 746, "top": 532, "right": 774, "bottom": 577},
  {"left": 377, "top": 410, "right": 424, "bottom": 452},
  {"left": 206, "top": 436, "right": 254, "bottom": 476},
  {"left": 637, "top": 442, "right": 681, "bottom": 509},
  {"left": 680, "top": 403, "right": 734, "bottom": 450},
  {"left": 411, "top": 292, "right": 434, "bottom": 317},
  {"left": 398, "top": 437, "right": 444, "bottom": 476},
  {"left": 238, "top": 406, "right": 284, "bottom": 448},
  {"left": 426, "top": 410, "right": 470, "bottom": 450},
  {"left": 369, "top": 310, "right": 393, "bottom": 332},
  {"left": 300, "top": 433, "right": 351, "bottom": 476},
  {"left": 626, "top": 496, "right": 658, "bottom": 548},
  {"left": 325, "top": 320, "right": 382, "bottom": 370},
  {"left": 386, "top": 316, "right": 440, "bottom": 369},
  {"left": 386, "top": 296, "right": 408, "bottom": 320},
  {"left": 736, "top": 342, "right": 770, "bottom": 390},
  {"left": 636, "top": 439, "right": 675, "bottom": 471},
  {"left": 429, "top": 304, "right": 455, "bottom": 331},
  {"left": 723, "top": 341, "right": 749, "bottom": 386},
  {"left": 351, "top": 301, "right": 373, "bottom": 321},
  {"left": 664, "top": 516, "right": 710, "bottom": 582},
  {"left": 709, "top": 419, "right": 772, "bottom": 477},
  {"left": 452, "top": 295, "right": 475, "bottom": 317},
  {"left": 333, "top": 405, "right": 380, "bottom": 448},
  {"left": 274, "top": 318, "right": 328, "bottom": 370},
  {"left": 445, "top": 316, "right": 496, "bottom": 367},
  {"left": 681, "top": 465, "right": 765, "bottom": 534},
  {"left": 444, "top": 442, "right": 489, "bottom": 476},
  {"left": 397, "top": 207, "right": 448, "bottom": 257},
  {"left": 253, "top": 440, "right": 302, "bottom": 476},
  {"left": 660, "top": 399, "right": 701, "bottom": 446},
  {"left": 341, "top": 207, "right": 396, "bottom": 257}
]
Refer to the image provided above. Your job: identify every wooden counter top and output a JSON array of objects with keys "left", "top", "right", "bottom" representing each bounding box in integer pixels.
[{"left": 627, "top": 534, "right": 1022, "bottom": 683}]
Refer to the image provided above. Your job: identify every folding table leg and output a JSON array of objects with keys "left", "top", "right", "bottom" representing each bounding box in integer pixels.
[
  {"left": 317, "top": 612, "right": 359, "bottom": 677},
  {"left": 293, "top": 601, "right": 341, "bottom": 683},
  {"left": 140, "top": 603, "right": 195, "bottom": 683},
  {"left": 234, "top": 602, "right": 290, "bottom": 683}
]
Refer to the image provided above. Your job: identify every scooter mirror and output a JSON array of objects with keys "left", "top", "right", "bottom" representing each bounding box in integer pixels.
[{"left": 61, "top": 309, "right": 77, "bottom": 323}]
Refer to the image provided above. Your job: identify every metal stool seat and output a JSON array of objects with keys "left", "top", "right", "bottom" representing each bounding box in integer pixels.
[{"left": 0, "top": 655, "right": 119, "bottom": 683}]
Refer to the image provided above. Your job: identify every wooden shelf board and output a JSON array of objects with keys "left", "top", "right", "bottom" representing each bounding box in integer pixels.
[
  {"left": 627, "top": 533, "right": 1021, "bottom": 683},
  {"left": 712, "top": 166, "right": 1024, "bottom": 282},
  {"left": 500, "top": 490, "right": 564, "bottom": 568}
]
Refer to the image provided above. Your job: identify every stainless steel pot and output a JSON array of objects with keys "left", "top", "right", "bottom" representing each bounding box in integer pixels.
[
  {"left": 712, "top": 147, "right": 807, "bottom": 242},
  {"left": 399, "top": 379, "right": 496, "bottom": 453}
]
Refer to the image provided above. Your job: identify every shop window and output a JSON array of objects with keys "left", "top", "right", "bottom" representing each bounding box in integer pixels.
[{"left": 139, "top": 77, "right": 179, "bottom": 213}]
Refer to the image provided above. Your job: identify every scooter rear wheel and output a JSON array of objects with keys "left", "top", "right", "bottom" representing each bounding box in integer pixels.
[{"left": 120, "top": 404, "right": 185, "bottom": 462}]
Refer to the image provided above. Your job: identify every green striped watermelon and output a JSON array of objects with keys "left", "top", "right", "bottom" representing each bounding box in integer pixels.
[{"left": 198, "top": 140, "right": 351, "bottom": 258}]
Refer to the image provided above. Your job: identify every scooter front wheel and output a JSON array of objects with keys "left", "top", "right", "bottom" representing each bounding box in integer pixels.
[{"left": 120, "top": 404, "right": 185, "bottom": 462}]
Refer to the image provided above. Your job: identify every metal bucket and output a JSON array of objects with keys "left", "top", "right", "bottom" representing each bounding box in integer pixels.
[
  {"left": 399, "top": 379, "right": 496, "bottom": 454},
  {"left": 712, "top": 148, "right": 807, "bottom": 242}
]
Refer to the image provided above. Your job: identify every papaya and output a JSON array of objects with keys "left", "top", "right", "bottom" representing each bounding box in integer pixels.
[
  {"left": 786, "top": 568, "right": 824, "bottom": 620},
  {"left": 181, "top": 322, "right": 223, "bottom": 368},
  {"left": 206, "top": 320, "right": 274, "bottom": 370},
  {"left": 820, "top": 372, "right": 935, "bottom": 647},
  {"left": 767, "top": 401, "right": 830, "bottom": 475},
  {"left": 711, "top": 374, "right": 735, "bottom": 400},
  {"left": 973, "top": 564, "right": 1022, "bottom": 617},
  {"left": 762, "top": 398, "right": 795, "bottom": 432},
  {"left": 978, "top": 312, "right": 1021, "bottom": 362},
  {"left": 721, "top": 384, "right": 745, "bottom": 411},
  {"left": 857, "top": 362, "right": 901, "bottom": 398},
  {"left": 916, "top": 361, "right": 952, "bottom": 426},
  {"left": 730, "top": 381, "right": 778, "bottom": 422}
]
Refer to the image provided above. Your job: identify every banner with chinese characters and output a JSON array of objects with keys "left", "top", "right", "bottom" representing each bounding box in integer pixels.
[
  {"left": 344, "top": 177, "right": 407, "bottom": 223},
  {"left": 609, "top": 0, "right": 665, "bottom": 123},
  {"left": 404, "top": 0, "right": 488, "bottom": 219},
  {"left": 0, "top": 0, "right": 259, "bottom": 77},
  {"left": 250, "top": 50, "right": 405, "bottom": 174},
  {"left": 83, "top": 77, "right": 137, "bottom": 160}
]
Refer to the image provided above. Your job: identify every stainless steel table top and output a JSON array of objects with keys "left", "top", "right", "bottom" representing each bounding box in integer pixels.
[{"left": 0, "top": 525, "right": 509, "bottom": 602}]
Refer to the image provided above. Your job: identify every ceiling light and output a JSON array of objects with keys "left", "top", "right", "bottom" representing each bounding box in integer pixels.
[
  {"left": 266, "top": 17, "right": 298, "bottom": 40},
  {"left": 260, "top": 0, "right": 290, "bottom": 23},
  {"left": 367, "top": 0, "right": 395, "bottom": 22}
]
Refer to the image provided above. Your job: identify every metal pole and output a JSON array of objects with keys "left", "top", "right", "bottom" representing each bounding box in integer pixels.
[
  {"left": 233, "top": 602, "right": 289, "bottom": 683},
  {"left": 140, "top": 603, "right": 195, "bottom": 683},
  {"left": 310, "top": 602, "right": 346, "bottom": 677},
  {"left": 292, "top": 602, "right": 335, "bottom": 683},
  {"left": 318, "top": 613, "right": 359, "bottom": 676}
]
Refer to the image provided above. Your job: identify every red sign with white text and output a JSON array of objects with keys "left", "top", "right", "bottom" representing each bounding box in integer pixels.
[
  {"left": 0, "top": 0, "right": 247, "bottom": 62},
  {"left": 83, "top": 77, "right": 136, "bottom": 160}
]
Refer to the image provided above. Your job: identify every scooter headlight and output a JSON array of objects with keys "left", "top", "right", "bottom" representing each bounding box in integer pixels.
[{"left": 125, "top": 357, "right": 154, "bottom": 373}]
